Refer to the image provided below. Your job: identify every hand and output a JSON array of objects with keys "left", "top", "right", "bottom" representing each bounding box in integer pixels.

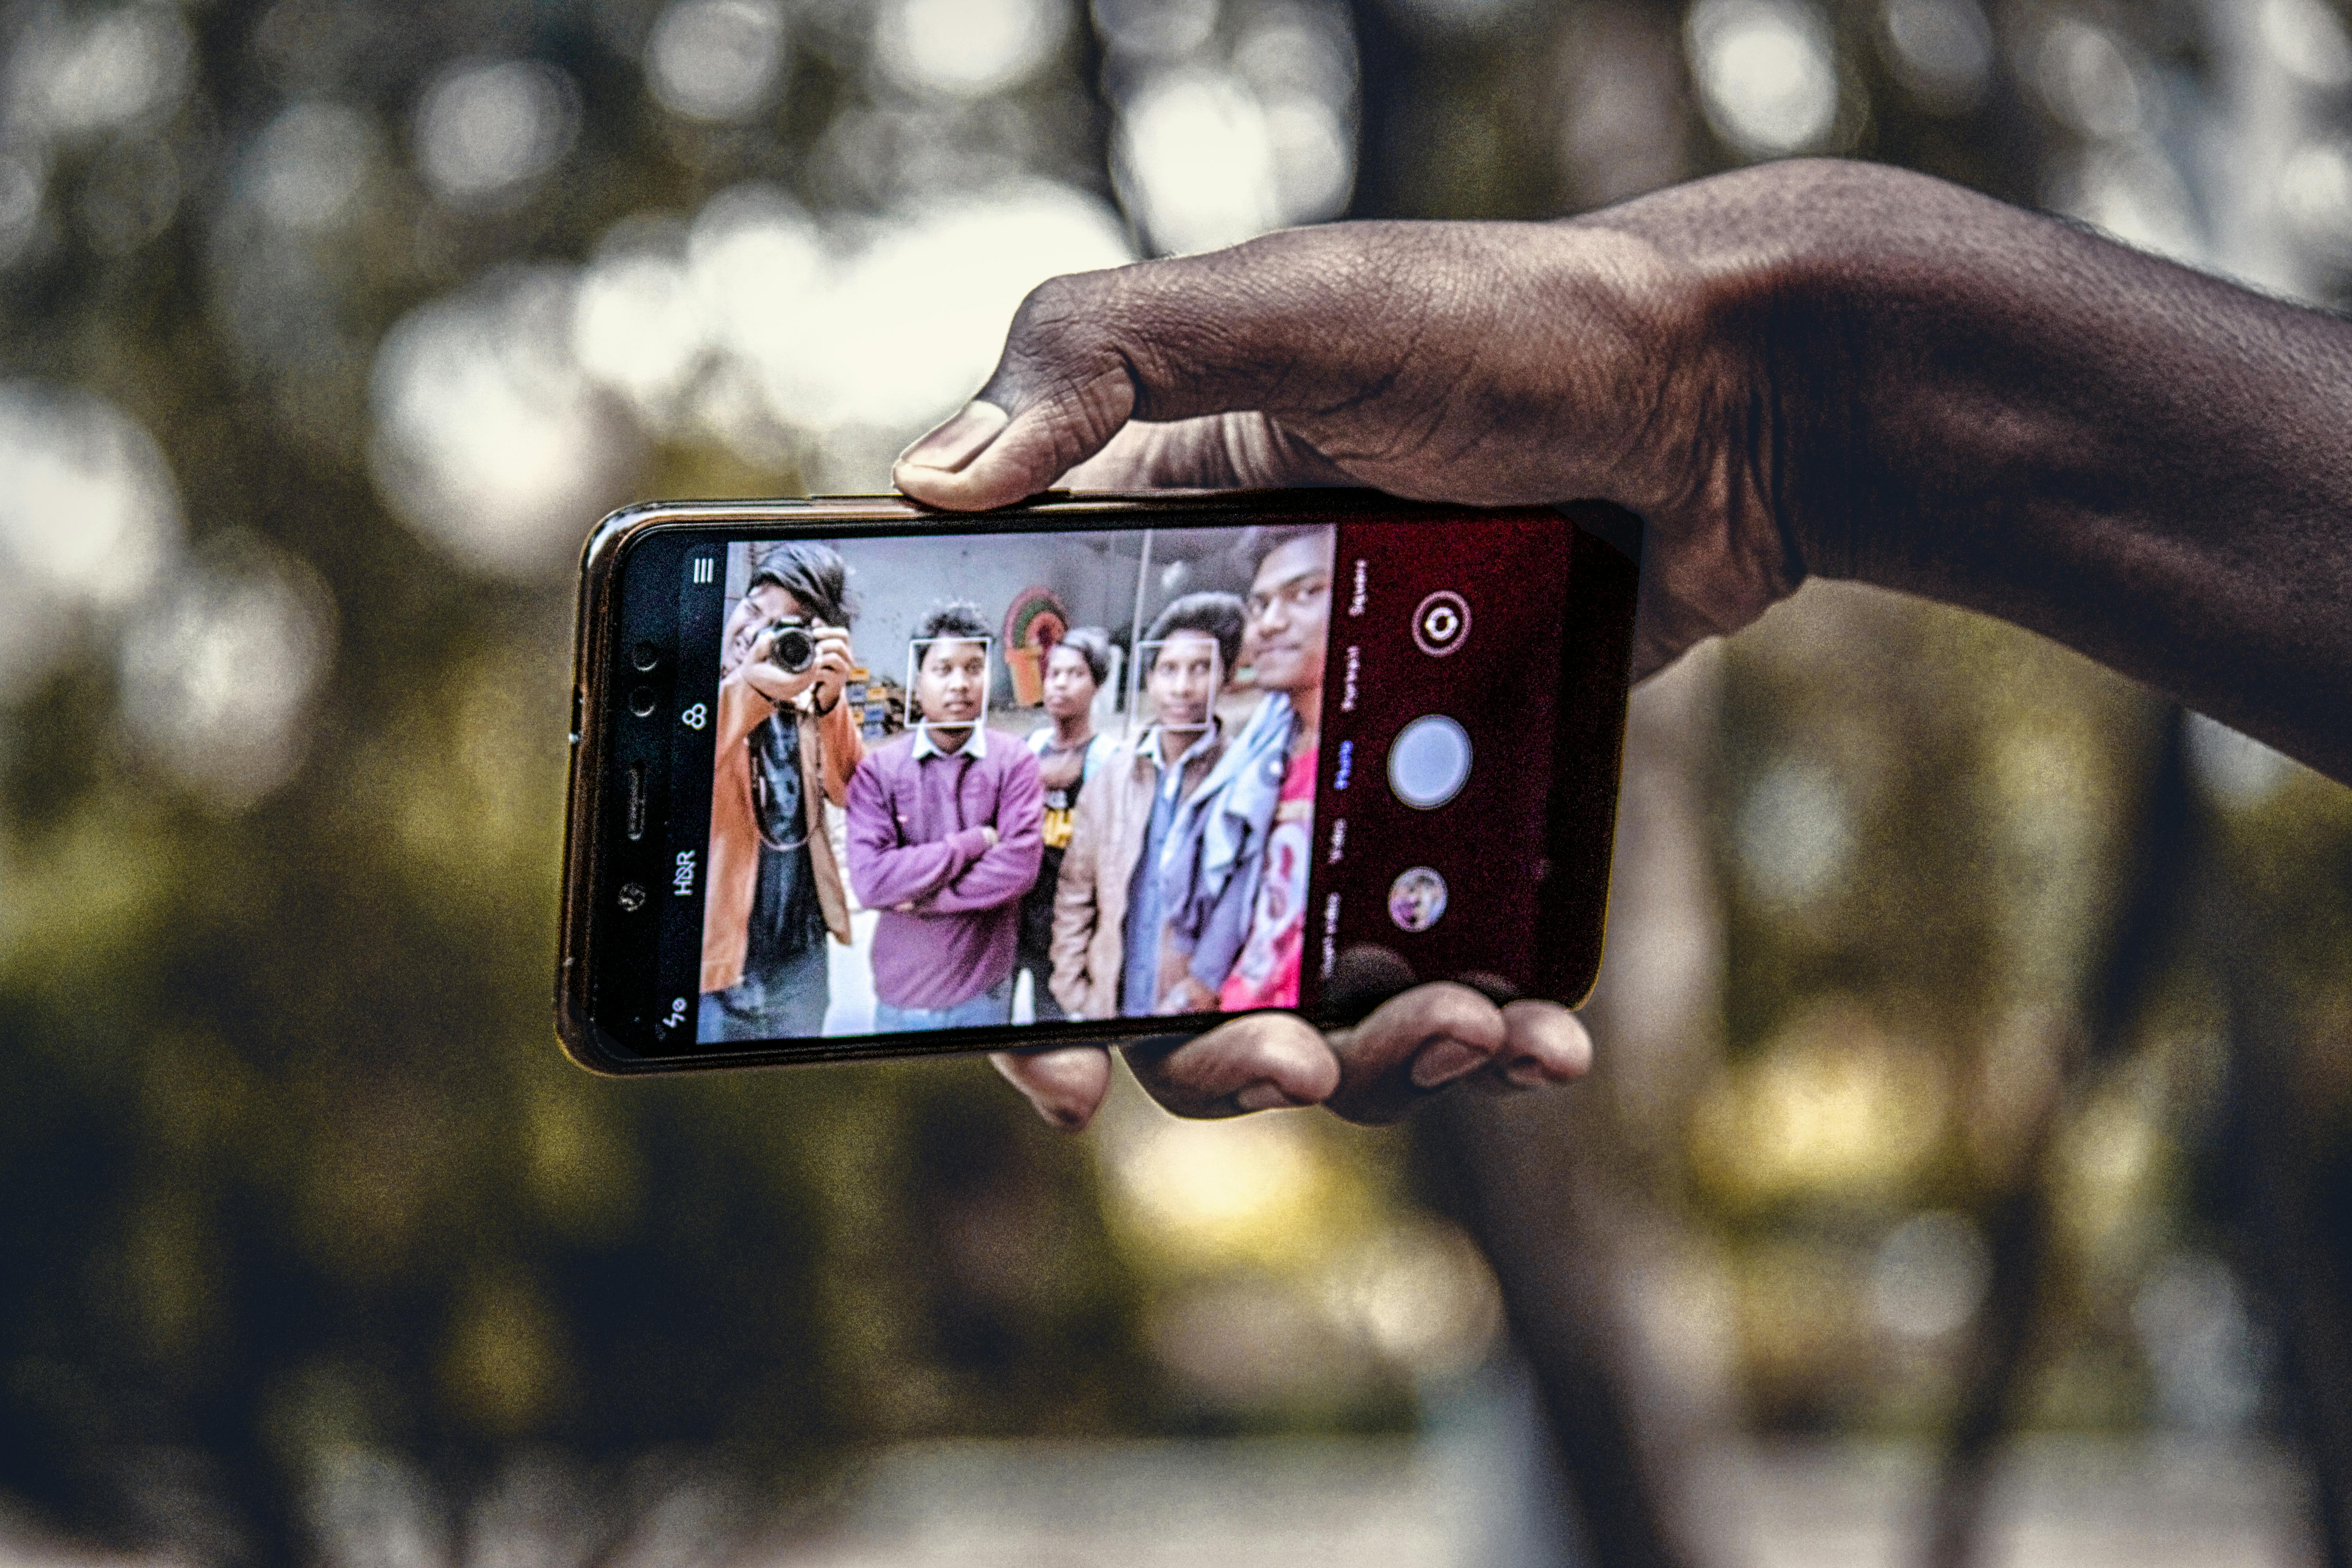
[
  {"left": 899, "top": 158, "right": 2352, "bottom": 781},
  {"left": 925, "top": 174, "right": 1745, "bottom": 1125},
  {"left": 892, "top": 166, "right": 1843, "bottom": 681},
  {"left": 920, "top": 173, "right": 1791, "bottom": 1126},
  {"left": 980, "top": 825, "right": 999, "bottom": 849},
  {"left": 988, "top": 986, "right": 1592, "bottom": 1130},
  {"left": 806, "top": 625, "right": 854, "bottom": 712},
  {"left": 739, "top": 629, "right": 822, "bottom": 706},
  {"left": 926, "top": 159, "right": 2352, "bottom": 1128}
]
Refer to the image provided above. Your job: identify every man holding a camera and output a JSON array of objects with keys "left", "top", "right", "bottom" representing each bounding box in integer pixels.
[{"left": 699, "top": 543, "right": 865, "bottom": 1042}]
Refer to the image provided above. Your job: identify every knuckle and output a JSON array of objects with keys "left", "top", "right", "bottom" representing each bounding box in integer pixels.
[{"left": 1007, "top": 270, "right": 1114, "bottom": 357}]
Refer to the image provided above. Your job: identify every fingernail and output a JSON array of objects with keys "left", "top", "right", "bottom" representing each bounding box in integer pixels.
[
  {"left": 1504, "top": 1056, "right": 1553, "bottom": 1089},
  {"left": 1235, "top": 1081, "right": 1299, "bottom": 1113},
  {"left": 897, "top": 401, "right": 1009, "bottom": 474},
  {"left": 1410, "top": 1038, "right": 1488, "bottom": 1089}
]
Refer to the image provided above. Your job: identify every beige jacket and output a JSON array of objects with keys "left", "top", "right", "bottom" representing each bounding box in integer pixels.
[
  {"left": 1047, "top": 726, "right": 1228, "bottom": 1019},
  {"left": 700, "top": 674, "right": 865, "bottom": 995}
]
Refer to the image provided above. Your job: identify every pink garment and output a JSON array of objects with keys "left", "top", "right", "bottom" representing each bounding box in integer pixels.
[{"left": 1218, "top": 745, "right": 1317, "bottom": 1012}]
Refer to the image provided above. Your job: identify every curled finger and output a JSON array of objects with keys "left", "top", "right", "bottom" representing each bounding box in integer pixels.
[
  {"left": 1122, "top": 1013, "right": 1342, "bottom": 1119},
  {"left": 990, "top": 1044, "right": 1114, "bottom": 1131},
  {"left": 1324, "top": 982, "right": 1509, "bottom": 1124},
  {"left": 1482, "top": 1000, "right": 1595, "bottom": 1090}
]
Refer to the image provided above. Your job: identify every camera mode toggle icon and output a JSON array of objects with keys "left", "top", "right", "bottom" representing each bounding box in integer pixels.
[{"left": 1412, "top": 590, "right": 1471, "bottom": 657}]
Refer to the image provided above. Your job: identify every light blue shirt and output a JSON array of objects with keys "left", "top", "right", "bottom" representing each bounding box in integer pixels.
[{"left": 1118, "top": 724, "right": 1220, "bottom": 1016}]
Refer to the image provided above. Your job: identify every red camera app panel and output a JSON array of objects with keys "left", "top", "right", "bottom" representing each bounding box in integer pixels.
[{"left": 1305, "top": 510, "right": 1576, "bottom": 1012}]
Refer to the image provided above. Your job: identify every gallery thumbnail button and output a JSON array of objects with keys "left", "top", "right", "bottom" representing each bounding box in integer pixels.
[{"left": 1388, "top": 714, "right": 1472, "bottom": 809}]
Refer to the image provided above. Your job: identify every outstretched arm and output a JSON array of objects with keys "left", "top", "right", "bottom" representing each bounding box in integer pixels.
[
  {"left": 901, "top": 160, "right": 2352, "bottom": 780},
  {"left": 912, "top": 158, "right": 2352, "bottom": 1129}
]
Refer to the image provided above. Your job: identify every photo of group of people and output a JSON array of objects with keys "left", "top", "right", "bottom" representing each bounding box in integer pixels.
[{"left": 695, "top": 522, "right": 1336, "bottom": 1042}]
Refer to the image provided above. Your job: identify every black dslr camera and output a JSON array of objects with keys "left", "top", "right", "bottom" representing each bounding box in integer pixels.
[{"left": 763, "top": 616, "right": 817, "bottom": 674}]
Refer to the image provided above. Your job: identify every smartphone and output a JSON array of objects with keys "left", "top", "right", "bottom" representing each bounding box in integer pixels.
[{"left": 556, "top": 489, "right": 1639, "bottom": 1074}]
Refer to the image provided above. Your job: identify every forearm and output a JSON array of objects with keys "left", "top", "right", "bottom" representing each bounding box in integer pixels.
[
  {"left": 922, "top": 841, "right": 1044, "bottom": 912},
  {"left": 1832, "top": 202, "right": 2352, "bottom": 778},
  {"left": 926, "top": 828, "right": 1044, "bottom": 912},
  {"left": 1585, "top": 161, "right": 2352, "bottom": 778},
  {"left": 843, "top": 776, "right": 985, "bottom": 906},
  {"left": 924, "top": 767, "right": 1047, "bottom": 912}
]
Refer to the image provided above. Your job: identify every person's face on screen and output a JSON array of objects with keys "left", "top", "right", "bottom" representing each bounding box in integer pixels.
[
  {"left": 1246, "top": 537, "right": 1332, "bottom": 696},
  {"left": 1147, "top": 629, "right": 1220, "bottom": 731},
  {"left": 723, "top": 583, "right": 794, "bottom": 674},
  {"left": 916, "top": 637, "right": 988, "bottom": 726},
  {"left": 1042, "top": 644, "right": 1097, "bottom": 721}
]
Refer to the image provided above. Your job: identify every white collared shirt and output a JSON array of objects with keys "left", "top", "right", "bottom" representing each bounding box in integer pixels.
[
  {"left": 911, "top": 722, "right": 988, "bottom": 761},
  {"left": 1146, "top": 722, "right": 1219, "bottom": 800}
]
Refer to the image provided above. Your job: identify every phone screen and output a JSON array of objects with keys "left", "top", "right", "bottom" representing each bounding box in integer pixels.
[{"left": 567, "top": 496, "right": 1634, "bottom": 1065}]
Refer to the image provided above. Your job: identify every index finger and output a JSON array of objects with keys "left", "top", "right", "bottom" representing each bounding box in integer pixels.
[{"left": 891, "top": 227, "right": 1436, "bottom": 510}]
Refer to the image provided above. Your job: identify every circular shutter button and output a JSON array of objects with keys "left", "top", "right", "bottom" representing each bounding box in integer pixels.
[{"left": 1388, "top": 715, "right": 1472, "bottom": 809}]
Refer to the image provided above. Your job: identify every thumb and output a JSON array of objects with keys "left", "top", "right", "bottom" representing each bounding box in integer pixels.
[{"left": 892, "top": 229, "right": 1401, "bottom": 510}]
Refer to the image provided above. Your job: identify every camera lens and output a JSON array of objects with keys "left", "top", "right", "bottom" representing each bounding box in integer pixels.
[
  {"left": 631, "top": 640, "right": 661, "bottom": 671},
  {"left": 618, "top": 882, "right": 647, "bottom": 912},
  {"left": 628, "top": 686, "right": 658, "bottom": 717},
  {"left": 769, "top": 624, "right": 817, "bottom": 673}
]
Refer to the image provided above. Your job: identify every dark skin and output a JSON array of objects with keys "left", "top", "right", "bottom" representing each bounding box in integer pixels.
[{"left": 893, "top": 158, "right": 2352, "bottom": 1131}]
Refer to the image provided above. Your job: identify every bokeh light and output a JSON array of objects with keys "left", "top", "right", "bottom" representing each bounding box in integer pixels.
[
  {"left": 1878, "top": 0, "right": 1993, "bottom": 116},
  {"left": 413, "top": 58, "right": 581, "bottom": 209},
  {"left": 371, "top": 267, "right": 646, "bottom": 577},
  {"left": 1867, "top": 1211, "right": 1991, "bottom": 1341},
  {"left": 241, "top": 101, "right": 378, "bottom": 233},
  {"left": 2279, "top": 136, "right": 2352, "bottom": 250},
  {"left": 876, "top": 0, "right": 1069, "bottom": 99},
  {"left": 2261, "top": 0, "right": 2352, "bottom": 88},
  {"left": 1686, "top": 0, "right": 1843, "bottom": 158},
  {"left": 2134, "top": 1252, "right": 2264, "bottom": 1432},
  {"left": 0, "top": 379, "right": 180, "bottom": 610},
  {"left": 2034, "top": 18, "right": 2146, "bottom": 143},
  {"left": 1735, "top": 757, "right": 1853, "bottom": 911},
  {"left": 2186, "top": 711, "right": 2296, "bottom": 809},
  {"left": 1105, "top": 1, "right": 1356, "bottom": 256},
  {"left": 118, "top": 534, "right": 336, "bottom": 809},
  {"left": 3, "top": 0, "right": 191, "bottom": 138},
  {"left": 646, "top": 0, "right": 790, "bottom": 123},
  {"left": 1115, "top": 72, "right": 1286, "bottom": 254}
]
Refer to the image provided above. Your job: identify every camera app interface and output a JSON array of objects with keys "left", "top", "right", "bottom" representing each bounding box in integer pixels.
[{"left": 670, "top": 510, "right": 1575, "bottom": 1047}]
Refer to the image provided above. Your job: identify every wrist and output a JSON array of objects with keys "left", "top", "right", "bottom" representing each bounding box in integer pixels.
[
  {"left": 1570, "top": 161, "right": 2017, "bottom": 608},
  {"left": 1557, "top": 180, "right": 1824, "bottom": 662}
]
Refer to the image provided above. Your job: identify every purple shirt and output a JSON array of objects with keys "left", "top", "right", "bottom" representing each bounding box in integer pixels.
[{"left": 844, "top": 727, "right": 1045, "bottom": 1010}]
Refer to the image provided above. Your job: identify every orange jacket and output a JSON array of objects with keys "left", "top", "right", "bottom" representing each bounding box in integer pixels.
[{"left": 699, "top": 672, "right": 865, "bottom": 995}]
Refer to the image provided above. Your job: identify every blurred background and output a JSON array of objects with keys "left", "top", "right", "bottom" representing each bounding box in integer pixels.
[{"left": 2, "top": 0, "right": 2350, "bottom": 1563}]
